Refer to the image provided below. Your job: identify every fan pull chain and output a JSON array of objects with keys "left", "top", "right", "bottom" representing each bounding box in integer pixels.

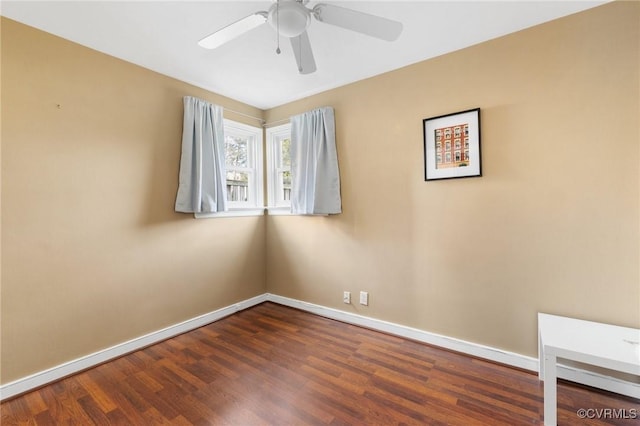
[{"left": 275, "top": 0, "right": 281, "bottom": 54}]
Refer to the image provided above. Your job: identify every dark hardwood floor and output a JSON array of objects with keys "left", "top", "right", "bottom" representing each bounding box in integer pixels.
[{"left": 2, "top": 302, "right": 638, "bottom": 425}]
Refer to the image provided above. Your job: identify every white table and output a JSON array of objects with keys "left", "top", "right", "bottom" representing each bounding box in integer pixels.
[{"left": 538, "top": 313, "right": 640, "bottom": 426}]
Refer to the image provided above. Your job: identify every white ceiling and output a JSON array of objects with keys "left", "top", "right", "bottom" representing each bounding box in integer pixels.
[{"left": 2, "top": 0, "right": 609, "bottom": 110}]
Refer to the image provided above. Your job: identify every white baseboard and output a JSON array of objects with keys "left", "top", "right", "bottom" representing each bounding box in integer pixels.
[
  {"left": 0, "top": 294, "right": 268, "bottom": 401},
  {"left": 265, "top": 294, "right": 539, "bottom": 371},
  {"left": 265, "top": 294, "right": 640, "bottom": 399},
  {"left": 2, "top": 292, "right": 638, "bottom": 401}
]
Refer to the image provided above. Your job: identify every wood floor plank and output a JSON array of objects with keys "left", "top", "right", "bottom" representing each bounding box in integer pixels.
[
  {"left": 77, "top": 394, "right": 112, "bottom": 425},
  {"left": 21, "top": 391, "right": 47, "bottom": 418},
  {"left": 2, "top": 302, "right": 639, "bottom": 425}
]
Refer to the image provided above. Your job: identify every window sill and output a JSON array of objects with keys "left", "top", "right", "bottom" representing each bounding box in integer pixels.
[
  {"left": 194, "top": 207, "right": 327, "bottom": 218},
  {"left": 266, "top": 207, "right": 293, "bottom": 216},
  {"left": 194, "top": 208, "right": 265, "bottom": 219},
  {"left": 265, "top": 207, "right": 330, "bottom": 217}
]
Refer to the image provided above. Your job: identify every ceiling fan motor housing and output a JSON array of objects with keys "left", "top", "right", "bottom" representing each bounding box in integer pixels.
[{"left": 268, "top": 0, "right": 311, "bottom": 38}]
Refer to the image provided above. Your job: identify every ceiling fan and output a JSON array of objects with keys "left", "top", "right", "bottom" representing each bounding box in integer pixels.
[{"left": 198, "top": 0, "right": 403, "bottom": 75}]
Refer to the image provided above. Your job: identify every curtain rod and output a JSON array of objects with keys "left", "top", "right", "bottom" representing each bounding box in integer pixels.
[
  {"left": 264, "top": 117, "right": 290, "bottom": 128},
  {"left": 224, "top": 107, "right": 289, "bottom": 128},
  {"left": 223, "top": 108, "right": 265, "bottom": 125}
]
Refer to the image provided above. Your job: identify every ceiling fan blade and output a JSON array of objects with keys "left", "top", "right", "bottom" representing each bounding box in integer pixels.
[
  {"left": 290, "top": 31, "right": 317, "bottom": 75},
  {"left": 312, "top": 3, "right": 402, "bottom": 41},
  {"left": 198, "top": 12, "right": 267, "bottom": 49}
]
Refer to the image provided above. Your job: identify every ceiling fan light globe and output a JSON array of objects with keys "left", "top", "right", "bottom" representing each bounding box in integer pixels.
[{"left": 268, "top": 1, "right": 310, "bottom": 38}]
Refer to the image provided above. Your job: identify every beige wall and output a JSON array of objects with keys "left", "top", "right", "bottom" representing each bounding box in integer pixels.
[
  {"left": 1, "top": 1, "right": 639, "bottom": 385},
  {"left": 265, "top": 1, "right": 639, "bottom": 357},
  {"left": 1, "top": 18, "right": 266, "bottom": 383}
]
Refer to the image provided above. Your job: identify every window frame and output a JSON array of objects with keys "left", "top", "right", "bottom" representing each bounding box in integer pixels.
[
  {"left": 266, "top": 123, "right": 292, "bottom": 212},
  {"left": 194, "top": 119, "right": 264, "bottom": 218}
]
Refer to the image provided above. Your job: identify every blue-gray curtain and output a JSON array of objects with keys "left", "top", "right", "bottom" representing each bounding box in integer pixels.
[
  {"left": 175, "top": 96, "right": 227, "bottom": 213},
  {"left": 290, "top": 106, "right": 342, "bottom": 215}
]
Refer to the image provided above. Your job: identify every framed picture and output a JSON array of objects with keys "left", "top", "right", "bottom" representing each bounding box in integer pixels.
[{"left": 423, "top": 108, "right": 481, "bottom": 181}]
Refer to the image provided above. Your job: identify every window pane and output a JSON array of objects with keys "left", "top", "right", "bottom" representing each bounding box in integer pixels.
[
  {"left": 226, "top": 171, "right": 249, "bottom": 202},
  {"left": 225, "top": 136, "right": 248, "bottom": 167},
  {"left": 281, "top": 138, "right": 291, "bottom": 168},
  {"left": 280, "top": 171, "right": 291, "bottom": 201}
]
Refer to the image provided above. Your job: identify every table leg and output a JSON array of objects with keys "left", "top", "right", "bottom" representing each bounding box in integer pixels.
[{"left": 543, "top": 351, "right": 557, "bottom": 426}]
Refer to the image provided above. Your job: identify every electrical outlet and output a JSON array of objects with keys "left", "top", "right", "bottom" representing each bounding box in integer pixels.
[
  {"left": 343, "top": 291, "right": 351, "bottom": 304},
  {"left": 359, "top": 291, "right": 369, "bottom": 306}
]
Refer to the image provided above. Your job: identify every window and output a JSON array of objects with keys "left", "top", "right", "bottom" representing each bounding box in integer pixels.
[
  {"left": 266, "top": 123, "right": 292, "bottom": 209},
  {"left": 224, "top": 119, "right": 263, "bottom": 209}
]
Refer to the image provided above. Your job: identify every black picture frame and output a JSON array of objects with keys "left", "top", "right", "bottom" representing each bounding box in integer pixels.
[{"left": 423, "top": 108, "right": 481, "bottom": 181}]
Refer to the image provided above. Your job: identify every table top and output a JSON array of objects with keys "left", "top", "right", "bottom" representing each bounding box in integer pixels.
[{"left": 538, "top": 313, "right": 640, "bottom": 375}]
